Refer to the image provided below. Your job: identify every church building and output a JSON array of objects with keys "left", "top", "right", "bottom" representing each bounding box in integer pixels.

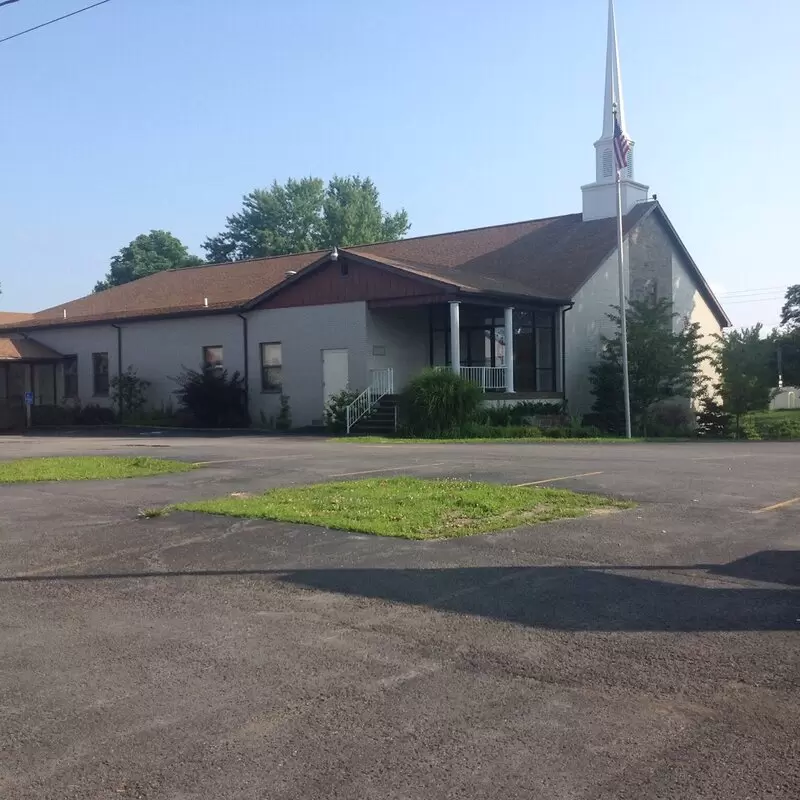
[{"left": 0, "top": 0, "right": 728, "bottom": 431}]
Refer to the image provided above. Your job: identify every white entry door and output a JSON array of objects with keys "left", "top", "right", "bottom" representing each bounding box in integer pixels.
[{"left": 322, "top": 349, "right": 349, "bottom": 408}]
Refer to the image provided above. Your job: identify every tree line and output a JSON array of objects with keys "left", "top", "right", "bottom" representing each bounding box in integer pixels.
[
  {"left": 93, "top": 175, "right": 409, "bottom": 292},
  {"left": 590, "top": 284, "right": 800, "bottom": 437}
]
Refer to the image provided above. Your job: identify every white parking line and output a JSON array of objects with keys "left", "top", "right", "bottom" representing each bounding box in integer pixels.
[
  {"left": 514, "top": 471, "right": 604, "bottom": 487},
  {"left": 753, "top": 496, "right": 800, "bottom": 514},
  {"left": 329, "top": 463, "right": 447, "bottom": 478},
  {"left": 193, "top": 454, "right": 309, "bottom": 466}
]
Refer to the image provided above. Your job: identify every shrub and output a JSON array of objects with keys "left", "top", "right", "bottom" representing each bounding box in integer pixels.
[
  {"left": 126, "top": 404, "right": 182, "bottom": 427},
  {"left": 481, "top": 400, "right": 565, "bottom": 427},
  {"left": 173, "top": 366, "right": 249, "bottom": 428},
  {"left": 324, "top": 388, "right": 360, "bottom": 432},
  {"left": 459, "top": 423, "right": 543, "bottom": 439},
  {"left": 747, "top": 415, "right": 800, "bottom": 440},
  {"left": 400, "top": 369, "right": 483, "bottom": 437},
  {"left": 31, "top": 405, "right": 78, "bottom": 427},
  {"left": 738, "top": 416, "right": 761, "bottom": 441},
  {"left": 645, "top": 398, "right": 695, "bottom": 438},
  {"left": 110, "top": 366, "right": 150, "bottom": 419},
  {"left": 696, "top": 395, "right": 732, "bottom": 439},
  {"left": 275, "top": 394, "right": 292, "bottom": 431},
  {"left": 77, "top": 404, "right": 117, "bottom": 426}
]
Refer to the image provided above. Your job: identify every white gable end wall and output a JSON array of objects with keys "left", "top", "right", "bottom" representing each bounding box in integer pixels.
[
  {"left": 564, "top": 248, "right": 624, "bottom": 416},
  {"left": 671, "top": 251, "right": 723, "bottom": 391},
  {"left": 565, "top": 210, "right": 724, "bottom": 419}
]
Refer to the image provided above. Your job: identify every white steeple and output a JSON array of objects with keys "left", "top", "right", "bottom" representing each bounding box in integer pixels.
[
  {"left": 601, "top": 0, "right": 626, "bottom": 140},
  {"left": 581, "top": 0, "right": 649, "bottom": 221}
]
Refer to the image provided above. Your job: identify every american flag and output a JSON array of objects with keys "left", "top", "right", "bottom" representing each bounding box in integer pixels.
[{"left": 613, "top": 115, "right": 631, "bottom": 171}]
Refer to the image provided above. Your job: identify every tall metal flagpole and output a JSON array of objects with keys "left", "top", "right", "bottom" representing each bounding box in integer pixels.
[{"left": 613, "top": 103, "right": 633, "bottom": 439}]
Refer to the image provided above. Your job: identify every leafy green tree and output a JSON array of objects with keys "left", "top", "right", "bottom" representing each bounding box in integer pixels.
[
  {"left": 203, "top": 175, "right": 409, "bottom": 263},
  {"left": 780, "top": 284, "right": 800, "bottom": 331},
  {"left": 110, "top": 366, "right": 150, "bottom": 420},
  {"left": 712, "top": 325, "right": 774, "bottom": 438},
  {"left": 590, "top": 298, "right": 710, "bottom": 435},
  {"left": 94, "top": 230, "right": 203, "bottom": 292}
]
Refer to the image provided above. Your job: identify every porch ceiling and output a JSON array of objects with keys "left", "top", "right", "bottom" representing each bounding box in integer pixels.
[{"left": 0, "top": 337, "right": 64, "bottom": 362}]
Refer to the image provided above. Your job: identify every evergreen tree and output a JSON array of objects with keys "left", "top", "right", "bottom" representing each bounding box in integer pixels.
[{"left": 590, "top": 298, "right": 710, "bottom": 435}]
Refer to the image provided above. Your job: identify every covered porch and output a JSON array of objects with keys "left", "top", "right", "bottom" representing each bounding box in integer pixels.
[
  {"left": 366, "top": 297, "right": 566, "bottom": 398},
  {"left": 0, "top": 336, "right": 67, "bottom": 430}
]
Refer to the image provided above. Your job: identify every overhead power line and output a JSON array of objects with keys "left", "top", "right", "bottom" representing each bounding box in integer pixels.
[
  {"left": 719, "top": 286, "right": 786, "bottom": 298},
  {"left": 0, "top": 0, "right": 112, "bottom": 45}
]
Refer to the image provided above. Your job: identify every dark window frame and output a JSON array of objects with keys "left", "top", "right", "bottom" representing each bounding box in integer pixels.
[
  {"left": 92, "top": 352, "right": 109, "bottom": 397},
  {"left": 63, "top": 355, "right": 78, "bottom": 400},
  {"left": 260, "top": 342, "right": 283, "bottom": 393},
  {"left": 202, "top": 345, "right": 224, "bottom": 370},
  {"left": 428, "top": 304, "right": 558, "bottom": 392}
]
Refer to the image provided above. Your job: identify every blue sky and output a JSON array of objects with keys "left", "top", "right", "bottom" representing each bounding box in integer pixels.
[{"left": 1, "top": 0, "right": 797, "bottom": 327}]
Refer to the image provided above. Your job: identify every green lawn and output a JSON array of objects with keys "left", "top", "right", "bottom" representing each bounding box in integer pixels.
[
  {"left": 174, "top": 477, "right": 633, "bottom": 540},
  {"left": 0, "top": 456, "right": 195, "bottom": 484},
  {"left": 334, "top": 436, "right": 648, "bottom": 444},
  {"left": 751, "top": 408, "right": 800, "bottom": 422}
]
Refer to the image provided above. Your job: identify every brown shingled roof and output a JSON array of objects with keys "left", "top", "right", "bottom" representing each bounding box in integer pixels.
[
  {"left": 348, "top": 202, "right": 656, "bottom": 300},
  {"left": 0, "top": 200, "right": 728, "bottom": 331},
  {"left": 8, "top": 250, "right": 326, "bottom": 330},
  {"left": 0, "top": 312, "right": 33, "bottom": 324},
  {"left": 0, "top": 336, "right": 63, "bottom": 361}
]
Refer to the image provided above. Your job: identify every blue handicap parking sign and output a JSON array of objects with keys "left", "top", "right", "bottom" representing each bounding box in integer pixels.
[{"left": 24, "top": 392, "right": 34, "bottom": 406}]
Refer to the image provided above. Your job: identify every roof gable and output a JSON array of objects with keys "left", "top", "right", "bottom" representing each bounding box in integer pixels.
[
  {"left": 348, "top": 202, "right": 656, "bottom": 301},
  {"left": 0, "top": 200, "right": 727, "bottom": 330}
]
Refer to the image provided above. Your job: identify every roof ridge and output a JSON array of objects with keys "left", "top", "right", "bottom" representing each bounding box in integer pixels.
[
  {"left": 349, "top": 211, "right": 581, "bottom": 250},
  {"left": 166, "top": 247, "right": 332, "bottom": 273}
]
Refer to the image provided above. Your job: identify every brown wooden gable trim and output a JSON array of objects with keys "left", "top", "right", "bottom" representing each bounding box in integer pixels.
[{"left": 254, "top": 255, "right": 451, "bottom": 310}]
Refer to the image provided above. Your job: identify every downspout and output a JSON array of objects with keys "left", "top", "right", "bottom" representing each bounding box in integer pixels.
[
  {"left": 111, "top": 324, "right": 123, "bottom": 420},
  {"left": 237, "top": 313, "right": 250, "bottom": 419},
  {"left": 561, "top": 303, "right": 573, "bottom": 412}
]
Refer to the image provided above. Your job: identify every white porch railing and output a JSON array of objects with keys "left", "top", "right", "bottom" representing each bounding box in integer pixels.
[
  {"left": 435, "top": 365, "right": 506, "bottom": 391},
  {"left": 345, "top": 368, "right": 394, "bottom": 434},
  {"left": 459, "top": 366, "right": 506, "bottom": 390}
]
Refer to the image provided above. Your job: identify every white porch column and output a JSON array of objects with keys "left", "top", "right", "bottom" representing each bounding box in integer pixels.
[
  {"left": 449, "top": 301, "right": 461, "bottom": 375},
  {"left": 504, "top": 306, "right": 515, "bottom": 393}
]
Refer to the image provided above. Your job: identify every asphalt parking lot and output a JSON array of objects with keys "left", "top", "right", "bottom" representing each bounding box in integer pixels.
[{"left": 1, "top": 433, "right": 798, "bottom": 799}]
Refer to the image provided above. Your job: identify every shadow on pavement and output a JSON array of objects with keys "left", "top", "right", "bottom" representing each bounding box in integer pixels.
[
  {"left": 709, "top": 550, "right": 800, "bottom": 587},
  {"left": 2, "top": 552, "right": 797, "bottom": 633}
]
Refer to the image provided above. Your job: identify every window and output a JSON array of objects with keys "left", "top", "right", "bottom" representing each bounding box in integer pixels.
[
  {"left": 340, "top": 261, "right": 349, "bottom": 277},
  {"left": 63, "top": 356, "right": 78, "bottom": 399},
  {"left": 92, "top": 352, "right": 109, "bottom": 396},
  {"left": 260, "top": 342, "right": 282, "bottom": 391},
  {"left": 203, "top": 346, "right": 223, "bottom": 370}
]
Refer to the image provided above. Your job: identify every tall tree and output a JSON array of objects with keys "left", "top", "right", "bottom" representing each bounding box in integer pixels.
[
  {"left": 712, "top": 325, "right": 774, "bottom": 437},
  {"left": 94, "top": 230, "right": 203, "bottom": 293},
  {"left": 780, "top": 284, "right": 800, "bottom": 331},
  {"left": 203, "top": 175, "right": 410, "bottom": 263},
  {"left": 590, "top": 298, "right": 710, "bottom": 434}
]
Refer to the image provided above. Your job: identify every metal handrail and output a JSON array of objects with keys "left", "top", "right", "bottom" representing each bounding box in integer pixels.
[{"left": 345, "top": 368, "right": 394, "bottom": 434}]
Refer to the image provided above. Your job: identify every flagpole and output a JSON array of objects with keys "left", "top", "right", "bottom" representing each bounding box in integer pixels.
[{"left": 614, "top": 104, "right": 633, "bottom": 439}]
